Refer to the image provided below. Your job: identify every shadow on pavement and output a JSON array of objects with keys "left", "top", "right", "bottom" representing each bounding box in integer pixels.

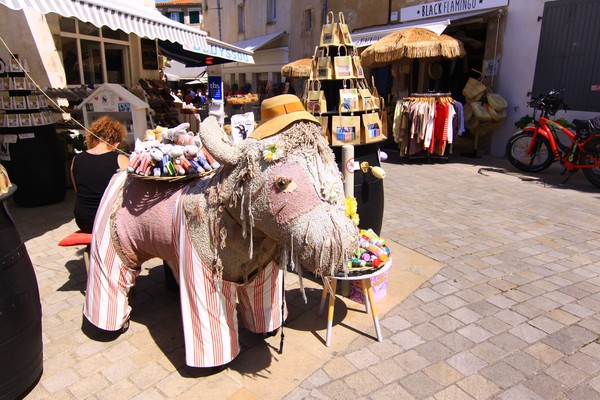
[{"left": 381, "top": 147, "right": 600, "bottom": 194}]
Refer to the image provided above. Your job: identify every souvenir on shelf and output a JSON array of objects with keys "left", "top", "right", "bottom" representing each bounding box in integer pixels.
[
  {"left": 0, "top": 56, "right": 53, "bottom": 128},
  {"left": 127, "top": 122, "right": 220, "bottom": 180},
  {"left": 308, "top": 11, "right": 386, "bottom": 145}
]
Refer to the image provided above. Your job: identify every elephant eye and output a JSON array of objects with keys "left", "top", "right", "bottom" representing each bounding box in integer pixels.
[{"left": 274, "top": 177, "right": 290, "bottom": 191}]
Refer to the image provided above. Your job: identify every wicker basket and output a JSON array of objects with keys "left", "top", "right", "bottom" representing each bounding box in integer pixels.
[
  {"left": 487, "top": 105, "right": 506, "bottom": 121},
  {"left": 471, "top": 101, "right": 492, "bottom": 122},
  {"left": 486, "top": 93, "right": 508, "bottom": 111},
  {"left": 464, "top": 103, "right": 474, "bottom": 121},
  {"left": 462, "top": 78, "right": 487, "bottom": 102},
  {"left": 128, "top": 169, "right": 215, "bottom": 182}
]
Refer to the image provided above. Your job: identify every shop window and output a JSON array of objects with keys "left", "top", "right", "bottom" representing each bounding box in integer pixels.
[
  {"left": 78, "top": 21, "right": 99, "bottom": 37},
  {"left": 267, "top": 0, "right": 276, "bottom": 23},
  {"left": 59, "top": 17, "right": 130, "bottom": 87},
  {"left": 304, "top": 9, "right": 312, "bottom": 32},
  {"left": 102, "top": 26, "right": 128, "bottom": 41},
  {"left": 61, "top": 37, "right": 80, "bottom": 85},
  {"left": 189, "top": 11, "right": 201, "bottom": 24},
  {"left": 105, "top": 46, "right": 127, "bottom": 83},
  {"left": 59, "top": 18, "right": 76, "bottom": 33},
  {"left": 81, "top": 40, "right": 102, "bottom": 85},
  {"left": 238, "top": 5, "right": 245, "bottom": 33},
  {"left": 532, "top": 0, "right": 600, "bottom": 112}
]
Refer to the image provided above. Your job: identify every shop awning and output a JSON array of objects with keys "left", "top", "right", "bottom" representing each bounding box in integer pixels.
[
  {"left": 231, "top": 31, "right": 286, "bottom": 52},
  {"left": 159, "top": 38, "right": 254, "bottom": 67},
  {"left": 0, "top": 0, "right": 208, "bottom": 49},
  {"left": 352, "top": 19, "right": 451, "bottom": 48},
  {"left": 180, "top": 36, "right": 254, "bottom": 64},
  {"left": 164, "top": 60, "right": 206, "bottom": 81},
  {"left": 352, "top": 9, "right": 504, "bottom": 48}
]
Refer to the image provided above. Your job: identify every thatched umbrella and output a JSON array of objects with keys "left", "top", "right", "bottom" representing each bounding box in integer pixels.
[
  {"left": 281, "top": 58, "right": 313, "bottom": 78},
  {"left": 360, "top": 27, "right": 466, "bottom": 68}
]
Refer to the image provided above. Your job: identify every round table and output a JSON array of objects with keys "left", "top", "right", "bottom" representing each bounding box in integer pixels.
[{"left": 318, "top": 259, "right": 392, "bottom": 347}]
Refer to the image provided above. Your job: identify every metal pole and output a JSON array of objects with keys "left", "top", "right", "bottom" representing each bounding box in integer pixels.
[
  {"left": 342, "top": 144, "right": 354, "bottom": 198},
  {"left": 217, "top": 0, "right": 222, "bottom": 40},
  {"left": 341, "top": 144, "right": 354, "bottom": 296}
]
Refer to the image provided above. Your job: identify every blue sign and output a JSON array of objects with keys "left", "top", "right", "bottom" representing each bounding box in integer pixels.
[
  {"left": 186, "top": 44, "right": 254, "bottom": 64},
  {"left": 208, "top": 76, "right": 223, "bottom": 101}
]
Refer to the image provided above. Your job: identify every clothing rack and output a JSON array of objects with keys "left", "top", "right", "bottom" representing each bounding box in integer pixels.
[
  {"left": 396, "top": 93, "right": 456, "bottom": 162},
  {"left": 409, "top": 92, "right": 452, "bottom": 97}
]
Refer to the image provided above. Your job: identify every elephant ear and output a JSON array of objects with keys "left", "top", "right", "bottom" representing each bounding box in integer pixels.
[{"left": 198, "top": 116, "right": 240, "bottom": 166}]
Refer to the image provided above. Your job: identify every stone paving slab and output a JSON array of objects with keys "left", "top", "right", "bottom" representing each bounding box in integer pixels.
[{"left": 290, "top": 152, "right": 600, "bottom": 399}]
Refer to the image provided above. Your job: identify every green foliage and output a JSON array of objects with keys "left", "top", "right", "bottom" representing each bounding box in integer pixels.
[{"left": 514, "top": 115, "right": 533, "bottom": 129}]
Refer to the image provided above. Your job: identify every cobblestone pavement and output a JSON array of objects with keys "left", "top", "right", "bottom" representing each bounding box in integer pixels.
[
  {"left": 286, "top": 153, "right": 600, "bottom": 400},
  {"left": 7, "top": 152, "right": 600, "bottom": 399}
]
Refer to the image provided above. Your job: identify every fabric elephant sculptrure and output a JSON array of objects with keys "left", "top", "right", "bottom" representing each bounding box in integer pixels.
[{"left": 83, "top": 108, "right": 359, "bottom": 368}]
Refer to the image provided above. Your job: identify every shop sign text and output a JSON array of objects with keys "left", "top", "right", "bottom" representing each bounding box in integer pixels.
[
  {"left": 185, "top": 44, "right": 254, "bottom": 64},
  {"left": 401, "top": 0, "right": 509, "bottom": 22}
]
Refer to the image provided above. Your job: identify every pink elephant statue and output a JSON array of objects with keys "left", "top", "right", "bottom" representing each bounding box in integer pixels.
[{"left": 83, "top": 95, "right": 359, "bottom": 368}]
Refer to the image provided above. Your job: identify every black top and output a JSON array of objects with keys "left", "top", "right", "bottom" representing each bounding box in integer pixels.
[{"left": 72, "top": 151, "right": 120, "bottom": 233}]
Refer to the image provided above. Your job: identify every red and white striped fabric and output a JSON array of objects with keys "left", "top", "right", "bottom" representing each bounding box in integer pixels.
[
  {"left": 84, "top": 172, "right": 287, "bottom": 368},
  {"left": 84, "top": 171, "right": 136, "bottom": 331}
]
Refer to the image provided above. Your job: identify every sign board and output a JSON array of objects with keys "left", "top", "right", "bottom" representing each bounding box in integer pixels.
[
  {"left": 208, "top": 76, "right": 223, "bottom": 101},
  {"left": 401, "top": 0, "right": 508, "bottom": 22},
  {"left": 183, "top": 44, "right": 254, "bottom": 64}
]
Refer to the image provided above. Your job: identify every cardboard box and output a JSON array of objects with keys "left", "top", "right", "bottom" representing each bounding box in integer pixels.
[{"left": 348, "top": 271, "right": 388, "bottom": 305}]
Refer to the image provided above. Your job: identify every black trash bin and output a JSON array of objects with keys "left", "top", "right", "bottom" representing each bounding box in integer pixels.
[
  {"left": 333, "top": 142, "right": 384, "bottom": 235},
  {"left": 1, "top": 124, "right": 66, "bottom": 207},
  {"left": 0, "top": 184, "right": 44, "bottom": 399}
]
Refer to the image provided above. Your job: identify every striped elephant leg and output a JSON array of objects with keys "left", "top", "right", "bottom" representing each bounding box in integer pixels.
[
  {"left": 83, "top": 172, "right": 139, "bottom": 331},
  {"left": 175, "top": 194, "right": 240, "bottom": 368},
  {"left": 237, "top": 262, "right": 287, "bottom": 334}
]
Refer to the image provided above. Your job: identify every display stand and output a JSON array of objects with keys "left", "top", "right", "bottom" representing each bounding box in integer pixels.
[
  {"left": 79, "top": 83, "right": 149, "bottom": 146},
  {"left": 0, "top": 55, "right": 65, "bottom": 207},
  {"left": 318, "top": 259, "right": 392, "bottom": 346},
  {"left": 305, "top": 12, "right": 386, "bottom": 234}
]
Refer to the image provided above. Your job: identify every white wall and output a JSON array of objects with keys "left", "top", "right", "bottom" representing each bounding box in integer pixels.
[
  {"left": 0, "top": 7, "right": 66, "bottom": 88},
  {"left": 490, "top": 0, "right": 598, "bottom": 156}
]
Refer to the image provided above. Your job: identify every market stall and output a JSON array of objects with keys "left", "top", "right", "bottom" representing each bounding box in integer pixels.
[{"left": 360, "top": 27, "right": 467, "bottom": 161}]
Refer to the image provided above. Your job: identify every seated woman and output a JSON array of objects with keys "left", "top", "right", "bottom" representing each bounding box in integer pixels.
[{"left": 70, "top": 116, "right": 129, "bottom": 233}]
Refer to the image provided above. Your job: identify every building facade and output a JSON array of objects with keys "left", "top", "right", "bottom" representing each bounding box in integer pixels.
[{"left": 0, "top": 0, "right": 170, "bottom": 91}]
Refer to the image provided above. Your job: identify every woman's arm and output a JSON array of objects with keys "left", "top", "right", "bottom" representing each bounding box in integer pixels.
[
  {"left": 70, "top": 157, "right": 77, "bottom": 193},
  {"left": 117, "top": 153, "right": 129, "bottom": 171}
]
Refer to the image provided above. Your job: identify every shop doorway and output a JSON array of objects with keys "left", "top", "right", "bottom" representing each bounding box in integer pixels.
[{"left": 425, "top": 21, "right": 488, "bottom": 102}]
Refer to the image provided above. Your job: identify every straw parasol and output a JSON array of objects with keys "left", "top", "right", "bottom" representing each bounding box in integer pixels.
[
  {"left": 281, "top": 58, "right": 313, "bottom": 78},
  {"left": 361, "top": 27, "right": 466, "bottom": 68}
]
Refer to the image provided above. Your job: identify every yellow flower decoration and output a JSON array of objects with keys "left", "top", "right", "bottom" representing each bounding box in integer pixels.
[
  {"left": 345, "top": 196, "right": 359, "bottom": 226},
  {"left": 262, "top": 144, "right": 282, "bottom": 162}
]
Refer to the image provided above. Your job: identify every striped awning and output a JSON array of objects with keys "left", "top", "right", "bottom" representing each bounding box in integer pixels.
[{"left": 0, "top": 0, "right": 208, "bottom": 49}]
